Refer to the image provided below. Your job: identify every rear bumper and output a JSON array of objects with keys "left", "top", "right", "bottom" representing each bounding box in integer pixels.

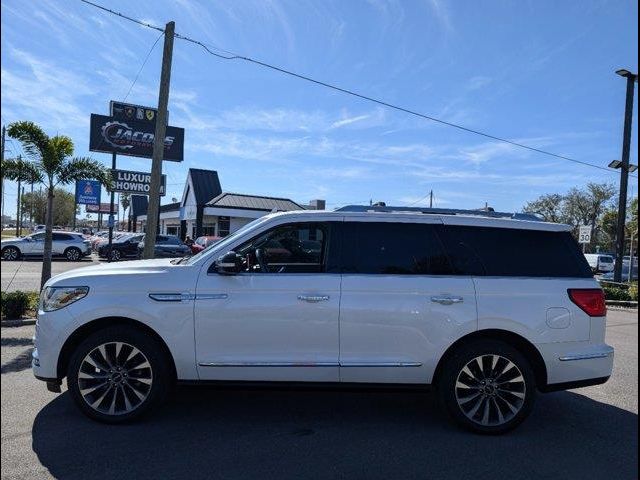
[{"left": 537, "top": 342, "right": 614, "bottom": 388}]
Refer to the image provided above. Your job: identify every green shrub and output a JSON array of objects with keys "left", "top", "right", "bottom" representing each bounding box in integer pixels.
[
  {"left": 0, "top": 291, "right": 39, "bottom": 319},
  {"left": 629, "top": 283, "right": 638, "bottom": 301},
  {"left": 602, "top": 285, "right": 632, "bottom": 301}
]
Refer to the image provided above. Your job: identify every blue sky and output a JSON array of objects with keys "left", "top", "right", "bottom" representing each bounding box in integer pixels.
[{"left": 1, "top": 0, "right": 638, "bottom": 218}]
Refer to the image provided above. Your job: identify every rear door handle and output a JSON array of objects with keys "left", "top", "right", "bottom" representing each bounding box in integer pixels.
[
  {"left": 431, "top": 295, "right": 464, "bottom": 305},
  {"left": 298, "top": 295, "right": 330, "bottom": 303}
]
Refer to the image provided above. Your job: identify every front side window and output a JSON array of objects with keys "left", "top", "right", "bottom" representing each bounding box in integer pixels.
[
  {"left": 30, "top": 233, "right": 45, "bottom": 241},
  {"left": 341, "top": 222, "right": 452, "bottom": 275},
  {"left": 235, "top": 222, "right": 328, "bottom": 274}
]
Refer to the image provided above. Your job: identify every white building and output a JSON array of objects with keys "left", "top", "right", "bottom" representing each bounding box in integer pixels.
[{"left": 134, "top": 168, "right": 320, "bottom": 239}]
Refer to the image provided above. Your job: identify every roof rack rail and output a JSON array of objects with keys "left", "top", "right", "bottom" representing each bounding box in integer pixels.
[{"left": 335, "top": 205, "right": 543, "bottom": 221}]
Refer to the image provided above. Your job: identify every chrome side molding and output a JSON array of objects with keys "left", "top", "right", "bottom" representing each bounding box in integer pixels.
[{"left": 198, "top": 361, "right": 423, "bottom": 367}]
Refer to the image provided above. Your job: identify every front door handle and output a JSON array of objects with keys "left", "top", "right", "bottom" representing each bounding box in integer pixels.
[
  {"left": 298, "top": 295, "right": 330, "bottom": 303},
  {"left": 431, "top": 295, "right": 464, "bottom": 305}
]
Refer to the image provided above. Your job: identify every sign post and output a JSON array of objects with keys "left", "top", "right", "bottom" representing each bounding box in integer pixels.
[{"left": 107, "top": 152, "right": 117, "bottom": 262}]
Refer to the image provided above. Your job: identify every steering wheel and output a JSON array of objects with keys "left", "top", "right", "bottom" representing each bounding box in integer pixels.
[{"left": 255, "top": 248, "right": 269, "bottom": 273}]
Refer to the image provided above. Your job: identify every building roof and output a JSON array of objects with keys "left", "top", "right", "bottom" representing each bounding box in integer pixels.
[
  {"left": 206, "top": 192, "right": 303, "bottom": 212},
  {"left": 130, "top": 195, "right": 148, "bottom": 217},
  {"left": 189, "top": 168, "right": 222, "bottom": 206},
  {"left": 160, "top": 202, "right": 181, "bottom": 213}
]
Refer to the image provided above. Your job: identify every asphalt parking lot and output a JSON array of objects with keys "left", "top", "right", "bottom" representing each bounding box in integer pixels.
[
  {"left": 0, "top": 310, "right": 637, "bottom": 480},
  {"left": 1, "top": 255, "right": 101, "bottom": 292}
]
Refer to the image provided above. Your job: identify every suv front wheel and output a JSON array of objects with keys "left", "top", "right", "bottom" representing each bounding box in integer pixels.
[
  {"left": 67, "top": 325, "right": 171, "bottom": 423},
  {"left": 437, "top": 339, "right": 536, "bottom": 434}
]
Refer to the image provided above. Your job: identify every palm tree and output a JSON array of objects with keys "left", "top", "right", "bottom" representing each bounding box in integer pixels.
[
  {"left": 120, "top": 193, "right": 131, "bottom": 227},
  {"left": 6, "top": 121, "right": 111, "bottom": 289},
  {"left": 1, "top": 156, "right": 42, "bottom": 230}
]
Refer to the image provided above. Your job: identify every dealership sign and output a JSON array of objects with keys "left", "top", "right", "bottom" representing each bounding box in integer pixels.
[
  {"left": 110, "top": 101, "right": 168, "bottom": 125},
  {"left": 110, "top": 169, "right": 166, "bottom": 196},
  {"left": 86, "top": 203, "right": 119, "bottom": 214},
  {"left": 75, "top": 180, "right": 101, "bottom": 205},
  {"left": 89, "top": 114, "right": 184, "bottom": 161}
]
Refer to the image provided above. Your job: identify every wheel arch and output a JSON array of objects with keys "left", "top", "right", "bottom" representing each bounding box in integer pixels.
[
  {"left": 432, "top": 329, "right": 548, "bottom": 390},
  {"left": 57, "top": 316, "right": 177, "bottom": 381}
]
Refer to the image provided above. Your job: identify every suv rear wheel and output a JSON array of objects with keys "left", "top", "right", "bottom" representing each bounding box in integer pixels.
[
  {"left": 437, "top": 339, "right": 535, "bottom": 434},
  {"left": 67, "top": 325, "right": 171, "bottom": 423}
]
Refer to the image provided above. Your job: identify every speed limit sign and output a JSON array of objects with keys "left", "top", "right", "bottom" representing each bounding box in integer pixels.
[{"left": 578, "top": 226, "right": 592, "bottom": 244}]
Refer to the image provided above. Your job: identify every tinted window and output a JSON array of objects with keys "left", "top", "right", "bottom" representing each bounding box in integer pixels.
[
  {"left": 52, "top": 233, "right": 72, "bottom": 241},
  {"left": 341, "top": 222, "right": 452, "bottom": 275},
  {"left": 31, "top": 233, "right": 45, "bottom": 241},
  {"left": 156, "top": 236, "right": 168, "bottom": 244},
  {"left": 236, "top": 223, "right": 328, "bottom": 273},
  {"left": 599, "top": 256, "right": 614, "bottom": 264},
  {"left": 438, "top": 225, "right": 592, "bottom": 278}
]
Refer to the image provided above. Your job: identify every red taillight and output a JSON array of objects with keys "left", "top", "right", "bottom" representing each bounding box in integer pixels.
[{"left": 568, "top": 289, "right": 606, "bottom": 317}]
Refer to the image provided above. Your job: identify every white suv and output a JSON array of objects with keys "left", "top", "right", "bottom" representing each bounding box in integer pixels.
[{"left": 32, "top": 209, "right": 613, "bottom": 433}]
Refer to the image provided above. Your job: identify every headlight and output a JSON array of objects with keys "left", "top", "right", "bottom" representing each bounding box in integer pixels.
[{"left": 42, "top": 286, "right": 89, "bottom": 312}]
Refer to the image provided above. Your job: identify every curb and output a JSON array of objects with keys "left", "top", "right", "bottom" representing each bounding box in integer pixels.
[
  {"left": 605, "top": 300, "right": 638, "bottom": 309},
  {"left": 0, "top": 318, "right": 36, "bottom": 327}
]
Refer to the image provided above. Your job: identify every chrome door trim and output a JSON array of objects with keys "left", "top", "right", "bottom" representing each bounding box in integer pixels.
[
  {"left": 195, "top": 293, "right": 229, "bottom": 300},
  {"left": 198, "top": 362, "right": 339, "bottom": 367},
  {"left": 298, "top": 295, "right": 330, "bottom": 302},
  {"left": 339, "top": 362, "right": 423, "bottom": 367},
  {"left": 430, "top": 295, "right": 464, "bottom": 305},
  {"left": 198, "top": 361, "right": 422, "bottom": 367}
]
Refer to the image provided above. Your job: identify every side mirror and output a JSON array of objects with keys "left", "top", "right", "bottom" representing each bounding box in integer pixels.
[{"left": 215, "top": 251, "right": 242, "bottom": 275}]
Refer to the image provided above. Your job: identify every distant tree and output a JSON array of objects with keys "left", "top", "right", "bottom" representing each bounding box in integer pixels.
[
  {"left": 523, "top": 194, "right": 565, "bottom": 223},
  {"left": 21, "top": 188, "right": 76, "bottom": 226},
  {"left": 6, "top": 121, "right": 111, "bottom": 289},
  {"left": 120, "top": 193, "right": 131, "bottom": 226}
]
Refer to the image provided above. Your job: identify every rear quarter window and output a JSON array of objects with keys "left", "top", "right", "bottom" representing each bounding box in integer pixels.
[{"left": 438, "top": 225, "right": 593, "bottom": 278}]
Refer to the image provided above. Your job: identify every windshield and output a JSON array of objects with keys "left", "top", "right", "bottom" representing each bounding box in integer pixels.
[{"left": 183, "top": 216, "right": 273, "bottom": 265}]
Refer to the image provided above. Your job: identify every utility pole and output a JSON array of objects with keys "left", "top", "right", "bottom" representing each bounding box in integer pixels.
[
  {"left": 143, "top": 21, "right": 175, "bottom": 259},
  {"left": 15, "top": 178, "right": 21, "bottom": 236},
  {"left": 107, "top": 152, "right": 116, "bottom": 262},
  {"left": 613, "top": 69, "right": 637, "bottom": 283},
  {"left": 1, "top": 126, "right": 5, "bottom": 223}
]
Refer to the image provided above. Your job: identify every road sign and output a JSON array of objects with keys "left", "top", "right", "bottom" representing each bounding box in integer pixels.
[
  {"left": 75, "top": 180, "right": 101, "bottom": 205},
  {"left": 107, "top": 215, "right": 115, "bottom": 228},
  {"left": 110, "top": 169, "right": 166, "bottom": 196},
  {"left": 579, "top": 226, "right": 592, "bottom": 244},
  {"left": 89, "top": 114, "right": 184, "bottom": 161}
]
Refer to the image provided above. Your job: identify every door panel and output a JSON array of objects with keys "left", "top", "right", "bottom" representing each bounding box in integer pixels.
[{"left": 339, "top": 275, "right": 477, "bottom": 383}]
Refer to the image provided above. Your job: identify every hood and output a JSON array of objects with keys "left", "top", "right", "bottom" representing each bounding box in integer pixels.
[
  {"left": 1, "top": 236, "right": 25, "bottom": 243},
  {"left": 45, "top": 258, "right": 177, "bottom": 287}
]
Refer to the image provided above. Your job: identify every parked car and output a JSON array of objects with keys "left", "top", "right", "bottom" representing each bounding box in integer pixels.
[
  {"left": 584, "top": 253, "right": 615, "bottom": 273},
  {"left": 98, "top": 234, "right": 144, "bottom": 261},
  {"left": 1, "top": 231, "right": 91, "bottom": 261},
  {"left": 599, "top": 263, "right": 639, "bottom": 282},
  {"left": 32, "top": 210, "right": 612, "bottom": 434},
  {"left": 32, "top": 224, "right": 46, "bottom": 233},
  {"left": 137, "top": 234, "right": 191, "bottom": 258},
  {"left": 190, "top": 235, "right": 222, "bottom": 254}
]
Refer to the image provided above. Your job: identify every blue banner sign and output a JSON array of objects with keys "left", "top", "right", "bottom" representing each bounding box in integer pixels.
[{"left": 75, "top": 180, "right": 101, "bottom": 205}]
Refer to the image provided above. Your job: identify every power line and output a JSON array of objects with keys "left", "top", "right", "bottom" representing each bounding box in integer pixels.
[
  {"left": 123, "top": 31, "right": 164, "bottom": 102},
  {"left": 78, "top": 0, "right": 637, "bottom": 179}
]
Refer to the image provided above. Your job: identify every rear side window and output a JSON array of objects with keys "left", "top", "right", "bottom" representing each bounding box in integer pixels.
[
  {"left": 438, "top": 225, "right": 592, "bottom": 277},
  {"left": 341, "top": 222, "right": 452, "bottom": 275},
  {"left": 52, "top": 233, "right": 72, "bottom": 241}
]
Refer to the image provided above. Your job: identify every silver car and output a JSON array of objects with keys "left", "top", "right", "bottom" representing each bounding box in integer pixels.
[{"left": 1, "top": 231, "right": 92, "bottom": 261}]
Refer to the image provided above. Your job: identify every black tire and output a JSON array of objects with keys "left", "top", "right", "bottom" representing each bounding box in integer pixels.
[
  {"left": 110, "top": 249, "right": 121, "bottom": 261},
  {"left": 2, "top": 246, "right": 21, "bottom": 261},
  {"left": 64, "top": 247, "right": 82, "bottom": 261},
  {"left": 437, "top": 339, "right": 536, "bottom": 435},
  {"left": 67, "top": 325, "right": 172, "bottom": 423}
]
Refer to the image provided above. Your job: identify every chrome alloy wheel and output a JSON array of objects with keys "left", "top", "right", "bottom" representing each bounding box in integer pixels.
[
  {"left": 78, "top": 342, "right": 153, "bottom": 416},
  {"left": 454, "top": 354, "right": 526, "bottom": 427}
]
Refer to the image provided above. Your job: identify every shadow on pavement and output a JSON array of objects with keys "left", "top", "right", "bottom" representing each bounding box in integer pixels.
[
  {"left": 32, "top": 386, "right": 637, "bottom": 480},
  {"left": 1, "top": 348, "right": 33, "bottom": 374}
]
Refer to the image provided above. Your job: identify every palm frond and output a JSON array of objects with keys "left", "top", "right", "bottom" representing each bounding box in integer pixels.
[
  {"left": 1, "top": 156, "right": 44, "bottom": 184},
  {"left": 55, "top": 157, "right": 112, "bottom": 189},
  {"left": 7, "top": 121, "right": 50, "bottom": 163}
]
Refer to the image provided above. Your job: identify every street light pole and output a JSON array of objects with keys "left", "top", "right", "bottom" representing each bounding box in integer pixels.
[{"left": 613, "top": 69, "right": 638, "bottom": 283}]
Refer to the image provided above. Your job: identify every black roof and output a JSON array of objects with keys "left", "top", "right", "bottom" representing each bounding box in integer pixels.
[
  {"left": 130, "top": 195, "right": 148, "bottom": 217},
  {"left": 189, "top": 169, "right": 222, "bottom": 206},
  {"left": 160, "top": 202, "right": 181, "bottom": 213},
  {"left": 207, "top": 192, "right": 303, "bottom": 211}
]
